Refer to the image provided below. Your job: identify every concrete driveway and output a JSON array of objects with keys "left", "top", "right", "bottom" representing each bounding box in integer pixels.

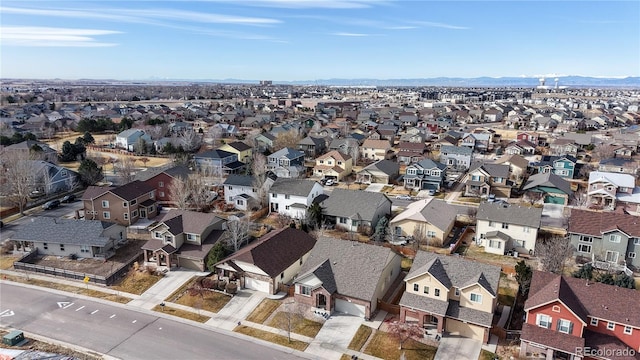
[
  {"left": 365, "top": 183, "right": 385, "bottom": 193},
  {"left": 305, "top": 314, "right": 363, "bottom": 359},
  {"left": 434, "top": 336, "right": 482, "bottom": 360}
]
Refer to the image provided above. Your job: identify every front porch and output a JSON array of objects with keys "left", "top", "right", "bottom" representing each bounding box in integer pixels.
[
  {"left": 400, "top": 307, "right": 445, "bottom": 337},
  {"left": 141, "top": 239, "right": 178, "bottom": 270}
]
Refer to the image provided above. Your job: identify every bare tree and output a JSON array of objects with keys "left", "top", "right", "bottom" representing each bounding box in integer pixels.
[
  {"left": 168, "top": 178, "right": 191, "bottom": 210},
  {"left": 275, "top": 213, "right": 293, "bottom": 229},
  {"left": 225, "top": 214, "right": 250, "bottom": 252},
  {"left": 207, "top": 125, "right": 223, "bottom": 148},
  {"left": 571, "top": 188, "right": 589, "bottom": 208},
  {"left": 251, "top": 153, "right": 268, "bottom": 207},
  {"left": 593, "top": 143, "right": 615, "bottom": 161},
  {"left": 346, "top": 138, "right": 360, "bottom": 166},
  {"left": 412, "top": 223, "right": 427, "bottom": 248},
  {"left": 578, "top": 163, "right": 595, "bottom": 180},
  {"left": 274, "top": 301, "right": 306, "bottom": 343},
  {"left": 180, "top": 128, "right": 203, "bottom": 152},
  {"left": 188, "top": 174, "right": 211, "bottom": 211},
  {"left": 147, "top": 124, "right": 167, "bottom": 140},
  {"left": 273, "top": 129, "right": 302, "bottom": 152},
  {"left": 65, "top": 172, "right": 80, "bottom": 192},
  {"left": 115, "top": 157, "right": 136, "bottom": 184},
  {"left": 535, "top": 235, "right": 574, "bottom": 274},
  {"left": 388, "top": 321, "right": 424, "bottom": 350},
  {"left": 524, "top": 191, "right": 544, "bottom": 205},
  {"left": 0, "top": 151, "right": 35, "bottom": 215}
]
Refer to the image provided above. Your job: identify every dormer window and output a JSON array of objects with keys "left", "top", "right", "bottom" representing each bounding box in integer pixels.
[{"left": 552, "top": 305, "right": 560, "bottom": 313}]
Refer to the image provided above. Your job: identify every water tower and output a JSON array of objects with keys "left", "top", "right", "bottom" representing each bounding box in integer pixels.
[
  {"left": 538, "top": 78, "right": 546, "bottom": 87},
  {"left": 554, "top": 78, "right": 559, "bottom": 89}
]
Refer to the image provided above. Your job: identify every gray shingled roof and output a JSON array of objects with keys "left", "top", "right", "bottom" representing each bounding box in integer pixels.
[
  {"left": 399, "top": 292, "right": 449, "bottom": 316},
  {"left": 223, "top": 174, "right": 254, "bottom": 187},
  {"left": 446, "top": 300, "right": 493, "bottom": 327},
  {"left": 298, "top": 237, "right": 398, "bottom": 302},
  {"left": 11, "top": 217, "right": 117, "bottom": 247},
  {"left": 469, "top": 161, "right": 510, "bottom": 178},
  {"left": 440, "top": 145, "right": 472, "bottom": 156},
  {"left": 361, "top": 159, "right": 400, "bottom": 176},
  {"left": 269, "top": 147, "right": 304, "bottom": 160},
  {"left": 477, "top": 202, "right": 542, "bottom": 228},
  {"left": 269, "top": 179, "right": 319, "bottom": 197},
  {"left": 522, "top": 172, "right": 573, "bottom": 195},
  {"left": 390, "top": 199, "right": 457, "bottom": 232},
  {"left": 406, "top": 251, "right": 501, "bottom": 297},
  {"left": 320, "top": 189, "right": 391, "bottom": 222}
]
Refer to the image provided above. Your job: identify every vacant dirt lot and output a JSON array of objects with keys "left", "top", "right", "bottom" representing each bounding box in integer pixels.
[{"left": 26, "top": 239, "right": 145, "bottom": 277}]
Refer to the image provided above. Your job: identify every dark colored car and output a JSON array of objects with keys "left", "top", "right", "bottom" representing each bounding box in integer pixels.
[
  {"left": 42, "top": 200, "right": 61, "bottom": 210},
  {"left": 61, "top": 194, "right": 76, "bottom": 203}
]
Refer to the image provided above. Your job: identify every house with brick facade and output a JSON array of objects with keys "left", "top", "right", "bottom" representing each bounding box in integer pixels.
[
  {"left": 293, "top": 237, "right": 402, "bottom": 319},
  {"left": 399, "top": 251, "right": 501, "bottom": 343},
  {"left": 82, "top": 181, "right": 157, "bottom": 226},
  {"left": 136, "top": 165, "right": 191, "bottom": 204},
  {"left": 520, "top": 271, "right": 640, "bottom": 359}
]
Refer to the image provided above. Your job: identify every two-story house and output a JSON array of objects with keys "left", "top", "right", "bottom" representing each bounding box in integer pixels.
[
  {"left": 313, "top": 150, "right": 353, "bottom": 181},
  {"left": 361, "top": 139, "right": 392, "bottom": 161},
  {"left": 520, "top": 271, "right": 640, "bottom": 359},
  {"left": 464, "top": 162, "right": 512, "bottom": 198},
  {"left": 266, "top": 147, "right": 306, "bottom": 179},
  {"left": 320, "top": 189, "right": 391, "bottom": 233},
  {"left": 598, "top": 157, "right": 638, "bottom": 175},
  {"left": 459, "top": 133, "right": 491, "bottom": 153},
  {"left": 439, "top": 145, "right": 473, "bottom": 172},
  {"left": 531, "top": 155, "right": 577, "bottom": 179},
  {"left": 356, "top": 159, "right": 400, "bottom": 185},
  {"left": 476, "top": 202, "right": 542, "bottom": 256},
  {"left": 399, "top": 251, "right": 501, "bottom": 343},
  {"left": 218, "top": 141, "right": 253, "bottom": 164},
  {"left": 403, "top": 159, "right": 447, "bottom": 192},
  {"left": 194, "top": 149, "right": 245, "bottom": 175},
  {"left": 504, "top": 140, "right": 536, "bottom": 156},
  {"left": 268, "top": 179, "right": 324, "bottom": 219},
  {"left": 82, "top": 181, "right": 157, "bottom": 226},
  {"left": 297, "top": 136, "right": 327, "bottom": 160},
  {"left": 136, "top": 165, "right": 191, "bottom": 204},
  {"left": 222, "top": 174, "right": 276, "bottom": 211},
  {"left": 397, "top": 141, "right": 428, "bottom": 165},
  {"left": 587, "top": 171, "right": 635, "bottom": 210},
  {"left": 115, "top": 129, "right": 152, "bottom": 152},
  {"left": 516, "top": 131, "right": 539, "bottom": 145},
  {"left": 31, "top": 160, "right": 80, "bottom": 195},
  {"left": 568, "top": 209, "right": 639, "bottom": 271},
  {"left": 143, "top": 210, "right": 226, "bottom": 271},
  {"left": 549, "top": 138, "right": 579, "bottom": 157},
  {"left": 390, "top": 199, "right": 457, "bottom": 245}
]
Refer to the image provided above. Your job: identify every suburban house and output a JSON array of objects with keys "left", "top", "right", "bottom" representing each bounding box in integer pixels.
[
  {"left": 389, "top": 199, "right": 457, "bottom": 245},
  {"left": 494, "top": 154, "right": 529, "bottom": 184},
  {"left": 82, "top": 181, "right": 157, "bottom": 226},
  {"left": 587, "top": 171, "right": 635, "bottom": 210},
  {"left": 218, "top": 141, "right": 253, "bottom": 163},
  {"left": 522, "top": 172, "right": 573, "bottom": 205},
  {"left": 399, "top": 251, "right": 501, "bottom": 343},
  {"left": 403, "top": 159, "right": 447, "bottom": 191},
  {"left": 459, "top": 132, "right": 491, "bottom": 153},
  {"left": 268, "top": 179, "right": 324, "bottom": 219},
  {"left": 11, "top": 217, "right": 125, "bottom": 260},
  {"left": 598, "top": 157, "right": 638, "bottom": 175},
  {"left": 313, "top": 150, "right": 353, "bottom": 181},
  {"left": 568, "top": 209, "right": 639, "bottom": 271},
  {"left": 356, "top": 159, "right": 400, "bottom": 184},
  {"left": 517, "top": 131, "right": 539, "bottom": 144},
  {"left": 320, "top": 189, "right": 391, "bottom": 233},
  {"left": 214, "top": 228, "right": 316, "bottom": 294},
  {"left": 439, "top": 145, "right": 473, "bottom": 171},
  {"left": 549, "top": 138, "right": 579, "bottom": 157},
  {"left": 504, "top": 140, "right": 536, "bottom": 155},
  {"left": 3, "top": 140, "right": 58, "bottom": 162},
  {"left": 293, "top": 236, "right": 402, "bottom": 319},
  {"left": 222, "top": 174, "right": 275, "bottom": 211},
  {"left": 464, "top": 162, "right": 512, "bottom": 198},
  {"left": 520, "top": 270, "right": 640, "bottom": 359},
  {"left": 194, "top": 149, "right": 245, "bottom": 175},
  {"left": 31, "top": 160, "right": 80, "bottom": 195},
  {"left": 397, "top": 141, "right": 428, "bottom": 164},
  {"left": 361, "top": 138, "right": 392, "bottom": 161},
  {"left": 531, "top": 155, "right": 578, "bottom": 179},
  {"left": 612, "top": 144, "right": 635, "bottom": 159},
  {"left": 266, "top": 147, "right": 306, "bottom": 179},
  {"left": 254, "top": 132, "right": 276, "bottom": 152},
  {"left": 143, "top": 210, "right": 226, "bottom": 271},
  {"left": 476, "top": 203, "right": 542, "bottom": 256},
  {"left": 298, "top": 136, "right": 327, "bottom": 160},
  {"left": 137, "top": 165, "right": 191, "bottom": 204},
  {"left": 115, "top": 129, "right": 152, "bottom": 152}
]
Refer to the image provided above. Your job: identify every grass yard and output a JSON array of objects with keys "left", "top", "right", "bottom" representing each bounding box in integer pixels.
[
  {"left": 245, "top": 299, "right": 282, "bottom": 324},
  {"left": 152, "top": 304, "right": 210, "bottom": 323},
  {"left": 348, "top": 325, "right": 373, "bottom": 351},
  {"left": 363, "top": 331, "right": 437, "bottom": 360},
  {"left": 0, "top": 255, "right": 19, "bottom": 270},
  {"left": 110, "top": 270, "right": 163, "bottom": 295},
  {"left": 479, "top": 349, "right": 498, "bottom": 360},
  {"left": 498, "top": 272, "right": 518, "bottom": 306},
  {"left": 401, "top": 258, "right": 413, "bottom": 271},
  {"left": 1, "top": 274, "right": 131, "bottom": 303},
  {"left": 267, "top": 312, "right": 324, "bottom": 338},
  {"left": 173, "top": 290, "right": 232, "bottom": 313},
  {"left": 234, "top": 325, "right": 309, "bottom": 351},
  {"left": 461, "top": 243, "right": 520, "bottom": 267}
]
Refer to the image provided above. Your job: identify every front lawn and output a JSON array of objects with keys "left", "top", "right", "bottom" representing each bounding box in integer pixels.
[
  {"left": 348, "top": 325, "right": 373, "bottom": 351},
  {"left": 234, "top": 325, "right": 309, "bottom": 351},
  {"left": 479, "top": 349, "right": 498, "bottom": 360},
  {"left": 1, "top": 274, "right": 131, "bottom": 303},
  {"left": 267, "top": 312, "right": 324, "bottom": 338},
  {"left": 245, "top": 299, "right": 281, "bottom": 324},
  {"left": 174, "top": 290, "right": 232, "bottom": 313},
  {"left": 151, "top": 304, "right": 210, "bottom": 323},
  {"left": 363, "top": 331, "right": 437, "bottom": 360},
  {"left": 110, "top": 270, "right": 163, "bottom": 295},
  {"left": 0, "top": 255, "right": 19, "bottom": 270}
]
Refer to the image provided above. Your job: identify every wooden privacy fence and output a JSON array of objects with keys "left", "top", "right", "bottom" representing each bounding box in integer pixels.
[{"left": 377, "top": 299, "right": 400, "bottom": 315}]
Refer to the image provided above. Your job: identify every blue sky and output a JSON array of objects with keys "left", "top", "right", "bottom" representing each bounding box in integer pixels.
[{"left": 1, "top": 1, "right": 638, "bottom": 81}]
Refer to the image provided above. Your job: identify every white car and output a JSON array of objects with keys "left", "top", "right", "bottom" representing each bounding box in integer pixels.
[
  {"left": 395, "top": 195, "right": 412, "bottom": 200},
  {"left": 325, "top": 179, "right": 335, "bottom": 186}
]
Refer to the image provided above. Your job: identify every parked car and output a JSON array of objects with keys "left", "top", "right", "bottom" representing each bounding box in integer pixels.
[
  {"left": 325, "top": 179, "right": 335, "bottom": 186},
  {"left": 427, "top": 189, "right": 436, "bottom": 196},
  {"left": 42, "top": 200, "right": 60, "bottom": 210},
  {"left": 487, "top": 194, "right": 496, "bottom": 202},
  {"left": 29, "top": 190, "right": 45, "bottom": 199},
  {"left": 61, "top": 194, "right": 76, "bottom": 203},
  {"left": 395, "top": 195, "right": 412, "bottom": 200}
]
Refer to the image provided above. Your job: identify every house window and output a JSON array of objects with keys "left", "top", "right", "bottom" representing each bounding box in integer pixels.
[
  {"left": 536, "top": 314, "right": 552, "bottom": 329},
  {"left": 557, "top": 319, "right": 572, "bottom": 334},
  {"left": 103, "top": 211, "right": 110, "bottom": 219},
  {"left": 488, "top": 240, "right": 502, "bottom": 249},
  {"left": 339, "top": 217, "right": 347, "bottom": 224},
  {"left": 154, "top": 231, "right": 162, "bottom": 239},
  {"left": 280, "top": 273, "right": 284, "bottom": 279},
  {"left": 516, "top": 239, "right": 526, "bottom": 248},
  {"left": 187, "top": 234, "right": 197, "bottom": 241},
  {"left": 488, "top": 221, "right": 495, "bottom": 227},
  {"left": 123, "top": 213, "right": 129, "bottom": 220},
  {"left": 605, "top": 251, "right": 619, "bottom": 263},
  {"left": 434, "top": 289, "right": 440, "bottom": 297},
  {"left": 123, "top": 201, "right": 128, "bottom": 207},
  {"left": 580, "top": 236, "right": 593, "bottom": 243},
  {"left": 624, "top": 326, "right": 633, "bottom": 335},
  {"left": 337, "top": 161, "right": 342, "bottom": 165},
  {"left": 43, "top": 243, "right": 48, "bottom": 250},
  {"left": 590, "top": 318, "right": 598, "bottom": 326},
  {"left": 272, "top": 193, "right": 277, "bottom": 198},
  {"left": 101, "top": 200, "right": 109, "bottom": 208},
  {"left": 132, "top": 210, "right": 138, "bottom": 217},
  {"left": 150, "top": 191, "right": 155, "bottom": 199},
  {"left": 578, "top": 244, "right": 592, "bottom": 253},
  {"left": 60, "top": 244, "right": 65, "bottom": 252},
  {"left": 552, "top": 305, "right": 560, "bottom": 313},
  {"left": 237, "top": 200, "right": 244, "bottom": 206},
  {"left": 159, "top": 192, "right": 165, "bottom": 197},
  {"left": 634, "top": 238, "right": 640, "bottom": 246},
  {"left": 285, "top": 205, "right": 290, "bottom": 210},
  {"left": 130, "top": 199, "right": 137, "bottom": 206},
  {"left": 423, "top": 286, "right": 429, "bottom": 294},
  {"left": 471, "top": 175, "right": 481, "bottom": 181},
  {"left": 502, "top": 223, "right": 509, "bottom": 229},
  {"left": 159, "top": 181, "right": 164, "bottom": 187},
  {"left": 319, "top": 160, "right": 324, "bottom": 164},
  {"left": 413, "top": 284, "right": 419, "bottom": 292},
  {"left": 298, "top": 285, "right": 311, "bottom": 296},
  {"left": 80, "top": 245, "right": 90, "bottom": 253},
  {"left": 610, "top": 234, "right": 621, "bottom": 243},
  {"left": 628, "top": 252, "right": 636, "bottom": 259},
  {"left": 523, "top": 226, "right": 530, "bottom": 233},
  {"left": 285, "top": 195, "right": 290, "bottom": 199},
  {"left": 470, "top": 293, "right": 482, "bottom": 303},
  {"left": 427, "top": 231, "right": 436, "bottom": 238},
  {"left": 607, "top": 322, "right": 615, "bottom": 330},
  {"left": 454, "top": 288, "right": 460, "bottom": 296}
]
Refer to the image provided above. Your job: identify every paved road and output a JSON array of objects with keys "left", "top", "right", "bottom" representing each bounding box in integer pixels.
[{"left": 0, "top": 283, "right": 306, "bottom": 360}]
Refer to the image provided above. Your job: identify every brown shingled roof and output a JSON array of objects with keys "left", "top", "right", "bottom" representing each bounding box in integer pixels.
[
  {"left": 110, "top": 180, "right": 155, "bottom": 201},
  {"left": 568, "top": 209, "right": 640, "bottom": 237},
  {"left": 521, "top": 323, "right": 584, "bottom": 354}
]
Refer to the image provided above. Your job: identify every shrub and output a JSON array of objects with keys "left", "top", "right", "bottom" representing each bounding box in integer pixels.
[
  {"left": 201, "top": 277, "right": 215, "bottom": 289},
  {"left": 217, "top": 280, "right": 227, "bottom": 291},
  {"left": 68, "top": 253, "right": 78, "bottom": 260}
]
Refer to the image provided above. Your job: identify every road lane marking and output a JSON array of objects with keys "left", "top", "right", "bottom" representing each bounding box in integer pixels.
[
  {"left": 57, "top": 302, "right": 74, "bottom": 309},
  {"left": 0, "top": 309, "right": 15, "bottom": 317},
  {"left": 132, "top": 320, "right": 137, "bottom": 324},
  {"left": 110, "top": 314, "right": 116, "bottom": 319},
  {"left": 90, "top": 310, "right": 99, "bottom": 315},
  {"left": 75, "top": 306, "right": 85, "bottom": 312}
]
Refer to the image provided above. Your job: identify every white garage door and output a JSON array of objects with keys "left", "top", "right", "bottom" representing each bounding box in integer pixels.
[
  {"left": 446, "top": 319, "right": 485, "bottom": 341},
  {"left": 335, "top": 299, "right": 366, "bottom": 317},
  {"left": 244, "top": 277, "right": 270, "bottom": 293}
]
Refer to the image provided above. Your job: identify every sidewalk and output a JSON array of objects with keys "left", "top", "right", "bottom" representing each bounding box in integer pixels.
[{"left": 127, "top": 269, "right": 206, "bottom": 310}]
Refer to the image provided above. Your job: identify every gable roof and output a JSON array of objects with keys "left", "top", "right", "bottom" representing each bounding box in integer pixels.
[
  {"left": 494, "top": 154, "right": 529, "bottom": 169},
  {"left": 390, "top": 198, "right": 457, "bottom": 232},
  {"left": 12, "top": 217, "right": 118, "bottom": 247},
  {"left": 477, "top": 203, "right": 542, "bottom": 228},
  {"left": 135, "top": 165, "right": 191, "bottom": 182},
  {"left": 196, "top": 149, "right": 236, "bottom": 159},
  {"left": 224, "top": 141, "right": 252, "bottom": 152},
  {"left": 468, "top": 161, "right": 510, "bottom": 178},
  {"left": 360, "top": 159, "right": 399, "bottom": 176},
  {"left": 362, "top": 139, "right": 391, "bottom": 149},
  {"left": 412, "top": 158, "right": 446, "bottom": 171},
  {"left": 223, "top": 174, "right": 254, "bottom": 187},
  {"left": 320, "top": 188, "right": 390, "bottom": 222},
  {"left": 269, "top": 179, "right": 319, "bottom": 197},
  {"left": 568, "top": 208, "right": 640, "bottom": 237},
  {"left": 110, "top": 180, "right": 155, "bottom": 201},
  {"left": 155, "top": 209, "right": 224, "bottom": 235},
  {"left": 269, "top": 147, "right": 304, "bottom": 160},
  {"left": 588, "top": 171, "right": 635, "bottom": 188},
  {"left": 316, "top": 150, "right": 352, "bottom": 162},
  {"left": 82, "top": 185, "right": 114, "bottom": 200},
  {"left": 218, "top": 228, "right": 316, "bottom": 277},
  {"left": 297, "top": 237, "right": 398, "bottom": 301},
  {"left": 522, "top": 172, "right": 573, "bottom": 195},
  {"left": 440, "top": 145, "right": 472, "bottom": 156}
]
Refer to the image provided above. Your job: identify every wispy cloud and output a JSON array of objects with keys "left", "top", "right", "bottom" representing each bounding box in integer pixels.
[
  {"left": 1, "top": 26, "right": 120, "bottom": 47},
  {"left": 410, "top": 20, "right": 469, "bottom": 30},
  {"left": 385, "top": 25, "right": 418, "bottom": 30},
  {"left": 209, "top": 0, "right": 391, "bottom": 9},
  {"left": 332, "top": 32, "right": 379, "bottom": 37}
]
